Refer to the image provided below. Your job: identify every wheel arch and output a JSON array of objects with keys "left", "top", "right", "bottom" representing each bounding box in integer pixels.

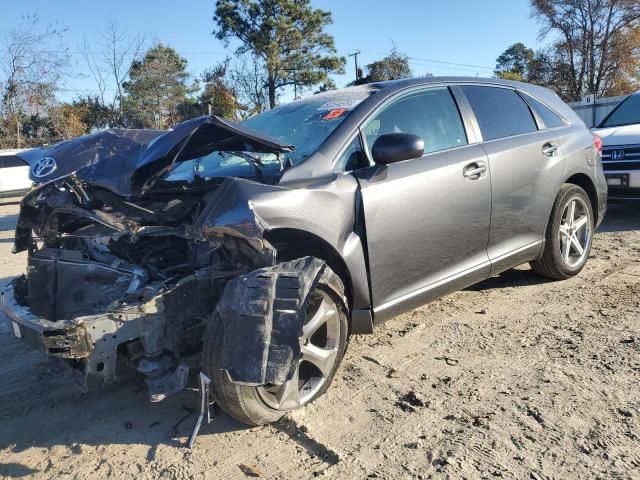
[
  {"left": 264, "top": 228, "right": 354, "bottom": 309},
  {"left": 564, "top": 173, "right": 599, "bottom": 224}
]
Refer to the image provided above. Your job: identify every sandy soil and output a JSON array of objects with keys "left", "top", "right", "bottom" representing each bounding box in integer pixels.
[{"left": 0, "top": 202, "right": 638, "bottom": 480}]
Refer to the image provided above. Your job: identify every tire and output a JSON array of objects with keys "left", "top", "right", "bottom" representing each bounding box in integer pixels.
[
  {"left": 202, "top": 263, "right": 349, "bottom": 426},
  {"left": 530, "top": 183, "right": 594, "bottom": 280}
]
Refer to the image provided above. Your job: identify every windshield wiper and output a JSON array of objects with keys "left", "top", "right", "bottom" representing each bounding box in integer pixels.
[{"left": 219, "top": 151, "right": 264, "bottom": 179}]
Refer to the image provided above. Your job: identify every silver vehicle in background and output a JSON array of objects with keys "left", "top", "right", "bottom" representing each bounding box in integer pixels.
[
  {"left": 592, "top": 91, "right": 640, "bottom": 202},
  {"left": 3, "top": 77, "right": 607, "bottom": 426}
]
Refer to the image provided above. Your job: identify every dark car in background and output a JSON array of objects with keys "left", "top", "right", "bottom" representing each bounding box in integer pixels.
[{"left": 2, "top": 77, "right": 606, "bottom": 425}]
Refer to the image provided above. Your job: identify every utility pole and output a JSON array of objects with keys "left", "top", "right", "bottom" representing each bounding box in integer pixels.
[
  {"left": 349, "top": 50, "right": 361, "bottom": 82},
  {"left": 16, "top": 118, "right": 21, "bottom": 149}
]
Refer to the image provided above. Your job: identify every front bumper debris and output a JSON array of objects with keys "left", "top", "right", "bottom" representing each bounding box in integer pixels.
[
  {"left": 1, "top": 286, "right": 92, "bottom": 358},
  {"left": 1, "top": 284, "right": 169, "bottom": 392}
]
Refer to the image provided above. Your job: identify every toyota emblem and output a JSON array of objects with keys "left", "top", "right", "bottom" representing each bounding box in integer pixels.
[{"left": 32, "top": 157, "right": 58, "bottom": 178}]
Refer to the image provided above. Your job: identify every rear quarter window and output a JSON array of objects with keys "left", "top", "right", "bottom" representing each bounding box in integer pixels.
[
  {"left": 462, "top": 85, "right": 538, "bottom": 141},
  {"left": 523, "top": 94, "right": 566, "bottom": 129}
]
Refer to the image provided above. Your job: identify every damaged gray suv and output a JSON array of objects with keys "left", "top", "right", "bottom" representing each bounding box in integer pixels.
[{"left": 2, "top": 77, "right": 607, "bottom": 426}]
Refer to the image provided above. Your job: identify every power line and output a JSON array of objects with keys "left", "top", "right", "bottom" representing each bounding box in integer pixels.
[{"left": 347, "top": 49, "right": 495, "bottom": 72}]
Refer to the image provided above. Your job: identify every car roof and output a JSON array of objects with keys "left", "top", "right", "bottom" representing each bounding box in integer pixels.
[
  {"left": 326, "top": 76, "right": 568, "bottom": 113},
  {"left": 337, "top": 76, "right": 546, "bottom": 95}
]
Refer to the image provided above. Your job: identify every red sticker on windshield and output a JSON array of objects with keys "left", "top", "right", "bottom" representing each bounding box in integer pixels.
[{"left": 323, "top": 108, "right": 347, "bottom": 120}]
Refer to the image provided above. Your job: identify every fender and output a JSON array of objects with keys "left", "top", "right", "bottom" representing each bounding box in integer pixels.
[{"left": 197, "top": 175, "right": 374, "bottom": 333}]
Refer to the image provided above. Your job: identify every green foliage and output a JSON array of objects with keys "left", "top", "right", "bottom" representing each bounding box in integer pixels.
[
  {"left": 348, "top": 48, "right": 413, "bottom": 86},
  {"left": 200, "top": 59, "right": 242, "bottom": 119},
  {"left": 365, "top": 48, "right": 413, "bottom": 83},
  {"left": 494, "top": 43, "right": 534, "bottom": 79},
  {"left": 123, "top": 43, "right": 197, "bottom": 128},
  {"left": 213, "top": 0, "right": 346, "bottom": 108}
]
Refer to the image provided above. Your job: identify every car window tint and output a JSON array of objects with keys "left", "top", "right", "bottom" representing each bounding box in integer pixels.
[
  {"left": 462, "top": 86, "right": 537, "bottom": 140},
  {"left": 524, "top": 94, "right": 566, "bottom": 129},
  {"left": 599, "top": 94, "right": 640, "bottom": 128},
  {"left": 364, "top": 87, "right": 467, "bottom": 156},
  {"left": 335, "top": 135, "right": 369, "bottom": 171}
]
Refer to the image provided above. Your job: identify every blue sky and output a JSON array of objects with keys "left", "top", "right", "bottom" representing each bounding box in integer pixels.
[{"left": 0, "top": 0, "right": 542, "bottom": 101}]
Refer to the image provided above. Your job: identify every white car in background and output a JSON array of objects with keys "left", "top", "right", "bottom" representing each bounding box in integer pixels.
[
  {"left": 593, "top": 91, "right": 640, "bottom": 202},
  {"left": 0, "top": 149, "right": 33, "bottom": 204}
]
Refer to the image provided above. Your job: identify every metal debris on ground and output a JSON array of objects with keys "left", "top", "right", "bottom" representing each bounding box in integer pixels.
[{"left": 188, "top": 372, "right": 215, "bottom": 448}]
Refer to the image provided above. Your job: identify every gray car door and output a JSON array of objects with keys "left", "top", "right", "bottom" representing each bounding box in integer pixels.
[
  {"left": 355, "top": 86, "right": 492, "bottom": 322},
  {"left": 460, "top": 85, "right": 566, "bottom": 273}
]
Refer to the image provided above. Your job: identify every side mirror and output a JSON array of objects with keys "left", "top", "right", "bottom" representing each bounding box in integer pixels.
[{"left": 371, "top": 133, "right": 424, "bottom": 165}]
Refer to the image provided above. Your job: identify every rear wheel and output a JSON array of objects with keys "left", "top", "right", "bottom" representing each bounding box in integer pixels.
[
  {"left": 202, "top": 266, "right": 348, "bottom": 426},
  {"left": 530, "top": 184, "right": 593, "bottom": 280}
]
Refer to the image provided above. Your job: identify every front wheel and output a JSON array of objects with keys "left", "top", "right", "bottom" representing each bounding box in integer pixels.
[
  {"left": 202, "top": 265, "right": 348, "bottom": 426},
  {"left": 530, "top": 184, "right": 594, "bottom": 280}
]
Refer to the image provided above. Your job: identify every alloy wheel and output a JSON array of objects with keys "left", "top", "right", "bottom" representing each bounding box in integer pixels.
[
  {"left": 558, "top": 196, "right": 592, "bottom": 269},
  {"left": 257, "top": 289, "right": 341, "bottom": 410}
]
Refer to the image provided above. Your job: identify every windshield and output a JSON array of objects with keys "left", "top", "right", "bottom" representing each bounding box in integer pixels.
[
  {"left": 161, "top": 87, "right": 374, "bottom": 184},
  {"left": 600, "top": 94, "right": 640, "bottom": 128}
]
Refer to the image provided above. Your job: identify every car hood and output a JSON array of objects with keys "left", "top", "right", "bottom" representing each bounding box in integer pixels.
[
  {"left": 592, "top": 123, "right": 640, "bottom": 146},
  {"left": 16, "top": 115, "right": 294, "bottom": 196}
]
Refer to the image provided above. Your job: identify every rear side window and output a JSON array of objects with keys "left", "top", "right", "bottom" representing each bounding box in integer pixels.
[
  {"left": 462, "top": 85, "right": 537, "bottom": 141},
  {"left": 363, "top": 87, "right": 467, "bottom": 156},
  {"left": 524, "top": 94, "right": 566, "bottom": 129}
]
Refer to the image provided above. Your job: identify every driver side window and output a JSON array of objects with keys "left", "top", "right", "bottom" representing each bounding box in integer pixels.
[{"left": 363, "top": 87, "right": 468, "bottom": 157}]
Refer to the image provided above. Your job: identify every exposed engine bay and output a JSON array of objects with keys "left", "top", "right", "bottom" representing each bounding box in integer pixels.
[{"left": 4, "top": 174, "right": 327, "bottom": 401}]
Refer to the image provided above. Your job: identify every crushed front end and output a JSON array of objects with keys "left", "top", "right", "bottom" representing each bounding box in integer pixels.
[{"left": 3, "top": 175, "right": 278, "bottom": 400}]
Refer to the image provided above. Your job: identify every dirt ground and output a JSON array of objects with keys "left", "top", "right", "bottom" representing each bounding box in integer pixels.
[{"left": 0, "top": 202, "right": 638, "bottom": 480}]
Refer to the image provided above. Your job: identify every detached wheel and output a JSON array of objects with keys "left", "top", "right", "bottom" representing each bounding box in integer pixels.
[
  {"left": 202, "top": 266, "right": 348, "bottom": 426},
  {"left": 530, "top": 183, "right": 594, "bottom": 280}
]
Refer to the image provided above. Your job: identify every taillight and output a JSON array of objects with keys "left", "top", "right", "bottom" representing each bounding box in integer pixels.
[{"left": 593, "top": 134, "right": 603, "bottom": 154}]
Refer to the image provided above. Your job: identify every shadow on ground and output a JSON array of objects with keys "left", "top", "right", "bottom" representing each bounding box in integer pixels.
[
  {"left": 467, "top": 267, "right": 554, "bottom": 292},
  {"left": 597, "top": 204, "right": 640, "bottom": 233},
  {"left": 0, "top": 463, "right": 38, "bottom": 478}
]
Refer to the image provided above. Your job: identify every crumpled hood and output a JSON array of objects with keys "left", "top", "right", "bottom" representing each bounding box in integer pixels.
[
  {"left": 593, "top": 123, "right": 640, "bottom": 146},
  {"left": 16, "top": 115, "right": 294, "bottom": 196}
]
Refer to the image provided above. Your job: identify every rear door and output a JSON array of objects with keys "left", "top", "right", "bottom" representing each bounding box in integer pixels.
[
  {"left": 355, "top": 86, "right": 492, "bottom": 321},
  {"left": 460, "top": 85, "right": 565, "bottom": 272}
]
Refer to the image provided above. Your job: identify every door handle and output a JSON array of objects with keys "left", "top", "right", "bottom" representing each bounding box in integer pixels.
[
  {"left": 542, "top": 142, "right": 559, "bottom": 157},
  {"left": 463, "top": 162, "right": 487, "bottom": 179}
]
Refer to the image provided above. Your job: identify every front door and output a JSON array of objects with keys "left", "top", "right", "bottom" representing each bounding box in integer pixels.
[{"left": 356, "top": 86, "right": 492, "bottom": 322}]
